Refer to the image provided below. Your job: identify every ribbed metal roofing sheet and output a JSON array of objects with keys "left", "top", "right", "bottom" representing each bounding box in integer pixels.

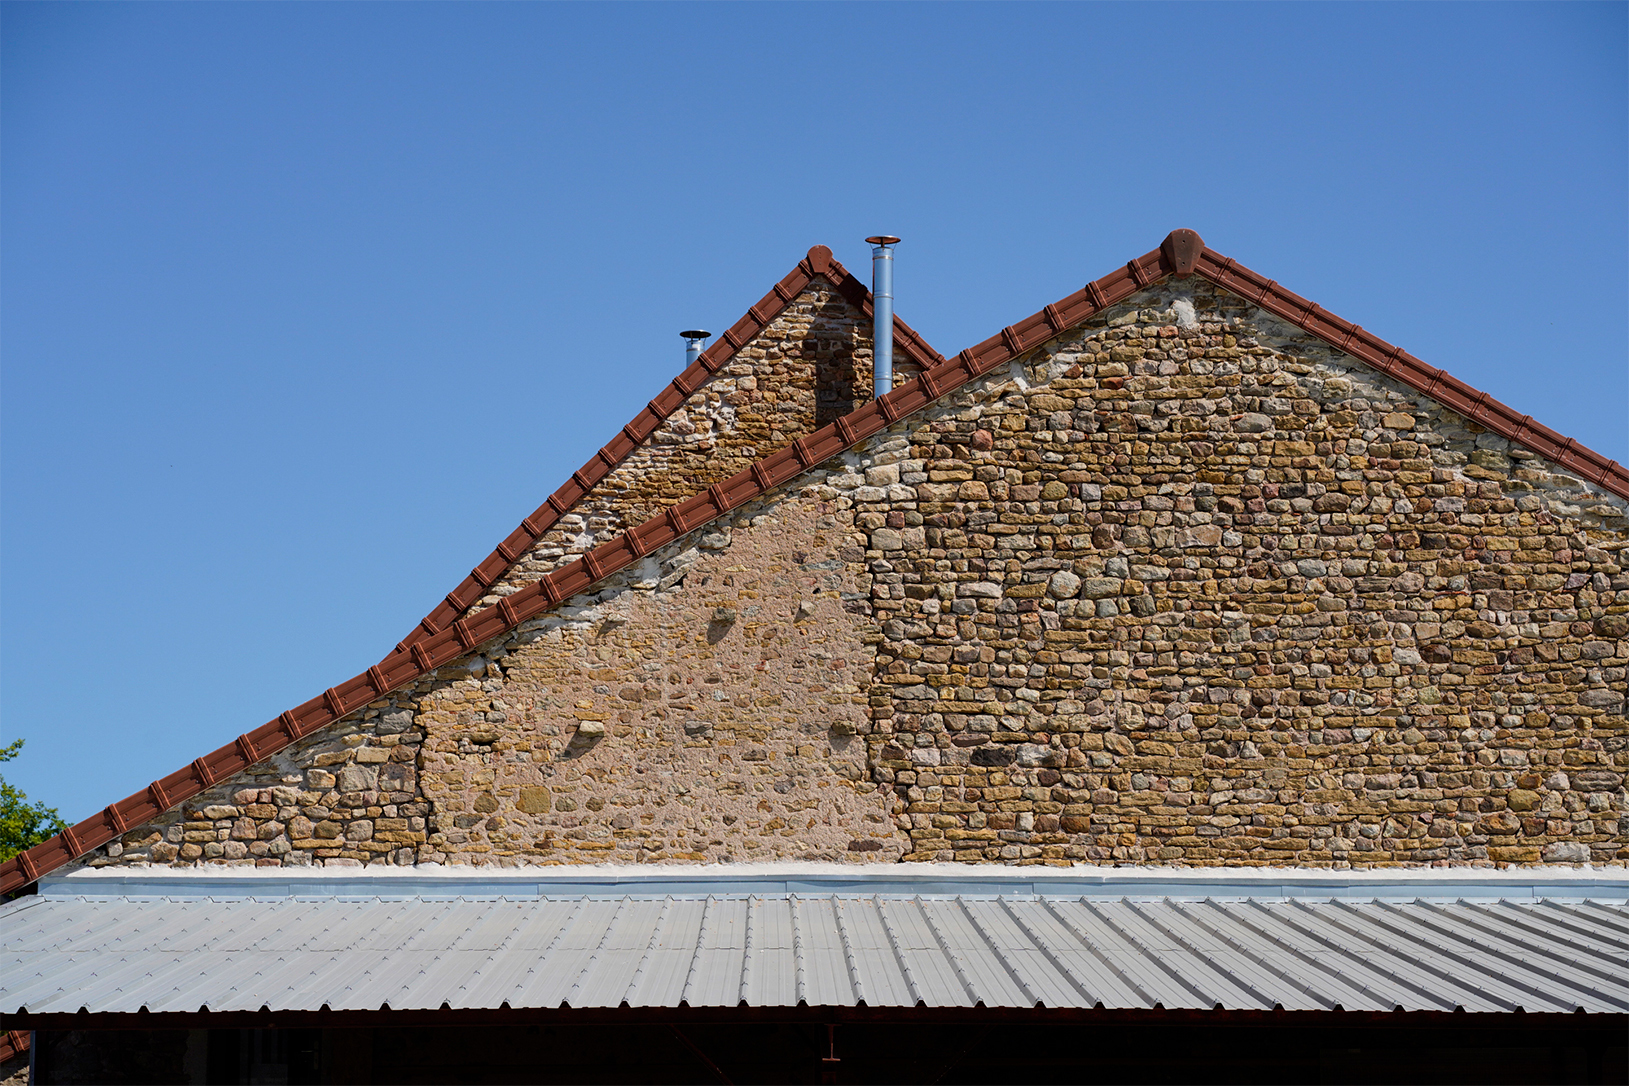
[{"left": 5, "top": 885, "right": 1626, "bottom": 1015}]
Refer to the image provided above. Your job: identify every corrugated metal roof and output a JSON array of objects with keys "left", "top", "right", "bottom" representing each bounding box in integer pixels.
[{"left": 5, "top": 879, "right": 1626, "bottom": 1015}]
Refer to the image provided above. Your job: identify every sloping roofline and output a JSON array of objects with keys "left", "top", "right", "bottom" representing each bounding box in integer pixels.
[
  {"left": 386, "top": 245, "right": 944, "bottom": 662},
  {"left": 4, "top": 229, "right": 1623, "bottom": 895}
]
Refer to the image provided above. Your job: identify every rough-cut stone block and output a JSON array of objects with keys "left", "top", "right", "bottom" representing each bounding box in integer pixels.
[
  {"left": 336, "top": 765, "right": 377, "bottom": 793},
  {"left": 1081, "top": 577, "right": 1121, "bottom": 599},
  {"left": 1047, "top": 571, "right": 1082, "bottom": 599}
]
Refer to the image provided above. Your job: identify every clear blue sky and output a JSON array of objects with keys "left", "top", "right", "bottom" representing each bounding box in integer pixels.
[{"left": 3, "top": 2, "right": 1625, "bottom": 824}]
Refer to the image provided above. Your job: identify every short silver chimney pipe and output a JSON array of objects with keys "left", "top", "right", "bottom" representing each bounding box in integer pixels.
[
  {"left": 866, "top": 236, "right": 899, "bottom": 398},
  {"left": 681, "top": 330, "right": 711, "bottom": 368}
]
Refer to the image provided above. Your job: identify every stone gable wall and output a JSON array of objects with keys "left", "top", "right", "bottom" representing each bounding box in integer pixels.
[
  {"left": 854, "top": 279, "right": 1627, "bottom": 866},
  {"left": 81, "top": 277, "right": 1626, "bottom": 874},
  {"left": 470, "top": 278, "right": 919, "bottom": 617},
  {"left": 88, "top": 470, "right": 909, "bottom": 871},
  {"left": 414, "top": 493, "right": 901, "bottom": 864},
  {"left": 90, "top": 693, "right": 430, "bottom": 868}
]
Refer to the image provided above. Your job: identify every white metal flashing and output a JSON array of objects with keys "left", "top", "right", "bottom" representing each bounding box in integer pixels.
[{"left": 38, "top": 862, "right": 1629, "bottom": 902}]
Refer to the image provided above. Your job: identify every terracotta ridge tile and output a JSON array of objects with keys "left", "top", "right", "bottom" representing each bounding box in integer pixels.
[
  {"left": 1188, "top": 243, "right": 1628, "bottom": 500},
  {"left": 6, "top": 230, "right": 1621, "bottom": 895}
]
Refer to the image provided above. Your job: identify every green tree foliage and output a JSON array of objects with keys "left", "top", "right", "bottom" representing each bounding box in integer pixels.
[{"left": 1, "top": 739, "right": 68, "bottom": 862}]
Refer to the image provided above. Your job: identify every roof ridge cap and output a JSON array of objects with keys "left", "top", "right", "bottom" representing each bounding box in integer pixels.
[{"left": 1185, "top": 238, "right": 1627, "bottom": 499}]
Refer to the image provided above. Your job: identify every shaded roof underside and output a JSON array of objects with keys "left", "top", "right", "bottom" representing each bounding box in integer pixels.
[{"left": 3, "top": 893, "right": 1626, "bottom": 1015}]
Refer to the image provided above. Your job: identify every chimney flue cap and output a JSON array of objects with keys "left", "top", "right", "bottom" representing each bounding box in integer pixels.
[
  {"left": 865, "top": 235, "right": 901, "bottom": 247},
  {"left": 680, "top": 330, "right": 712, "bottom": 341}
]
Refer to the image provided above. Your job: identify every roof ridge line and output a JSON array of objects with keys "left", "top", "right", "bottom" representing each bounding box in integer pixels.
[
  {"left": 5, "top": 229, "right": 1621, "bottom": 895},
  {"left": 383, "top": 245, "right": 945, "bottom": 662},
  {"left": 1188, "top": 245, "right": 1627, "bottom": 499}
]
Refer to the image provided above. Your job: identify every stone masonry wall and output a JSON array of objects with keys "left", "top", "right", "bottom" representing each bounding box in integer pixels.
[
  {"left": 89, "top": 690, "right": 429, "bottom": 869},
  {"left": 854, "top": 279, "right": 1628, "bottom": 866},
  {"left": 414, "top": 493, "right": 902, "bottom": 864},
  {"left": 83, "top": 277, "right": 921, "bottom": 874},
  {"left": 469, "top": 277, "right": 920, "bottom": 617},
  {"left": 88, "top": 477, "right": 908, "bottom": 871},
  {"left": 81, "top": 276, "right": 1626, "bottom": 874}
]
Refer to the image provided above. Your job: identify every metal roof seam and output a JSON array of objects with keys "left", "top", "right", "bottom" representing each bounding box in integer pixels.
[
  {"left": 444, "top": 898, "right": 504, "bottom": 955},
  {"left": 476, "top": 899, "right": 580, "bottom": 1007},
  {"left": 1367, "top": 900, "right": 1615, "bottom": 1013},
  {"left": 0, "top": 897, "right": 43, "bottom": 919},
  {"left": 955, "top": 897, "right": 1043, "bottom": 1007},
  {"left": 1286, "top": 900, "right": 1506, "bottom": 1012},
  {"left": 995, "top": 896, "right": 1101, "bottom": 1007},
  {"left": 1551, "top": 900, "right": 1629, "bottom": 946},
  {"left": 1038, "top": 898, "right": 1156, "bottom": 1009},
  {"left": 1172, "top": 900, "right": 1338, "bottom": 1011},
  {"left": 789, "top": 895, "right": 808, "bottom": 1007},
  {"left": 916, "top": 898, "right": 984, "bottom": 1006},
  {"left": 1419, "top": 902, "right": 1629, "bottom": 1001},
  {"left": 829, "top": 897, "right": 868, "bottom": 1006},
  {"left": 447, "top": 901, "right": 526, "bottom": 1008},
  {"left": 738, "top": 896, "right": 756, "bottom": 1007},
  {"left": 510, "top": 896, "right": 586, "bottom": 1008},
  {"left": 1491, "top": 900, "right": 1629, "bottom": 956},
  {"left": 875, "top": 899, "right": 925, "bottom": 1006},
  {"left": 677, "top": 895, "right": 714, "bottom": 1008},
  {"left": 1125, "top": 899, "right": 1275, "bottom": 1010},
  {"left": 1259, "top": 900, "right": 1460, "bottom": 1012},
  {"left": 1340, "top": 899, "right": 1567, "bottom": 1011},
  {"left": 1205, "top": 899, "right": 1391, "bottom": 1011},
  {"left": 621, "top": 896, "right": 674, "bottom": 1008},
  {"left": 1082, "top": 900, "right": 1219, "bottom": 1010},
  {"left": 565, "top": 897, "right": 631, "bottom": 1008}
]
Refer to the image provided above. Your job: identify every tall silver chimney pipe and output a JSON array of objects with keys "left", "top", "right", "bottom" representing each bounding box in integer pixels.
[
  {"left": 681, "top": 329, "right": 711, "bottom": 368},
  {"left": 866, "top": 236, "right": 899, "bottom": 398}
]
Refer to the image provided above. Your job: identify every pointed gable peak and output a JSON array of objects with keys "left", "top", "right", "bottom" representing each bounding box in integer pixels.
[{"left": 387, "top": 244, "right": 945, "bottom": 663}]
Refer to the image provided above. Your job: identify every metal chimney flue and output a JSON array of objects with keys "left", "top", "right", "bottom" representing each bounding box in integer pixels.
[
  {"left": 866, "top": 236, "right": 899, "bottom": 398},
  {"left": 681, "top": 330, "right": 711, "bottom": 369}
]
